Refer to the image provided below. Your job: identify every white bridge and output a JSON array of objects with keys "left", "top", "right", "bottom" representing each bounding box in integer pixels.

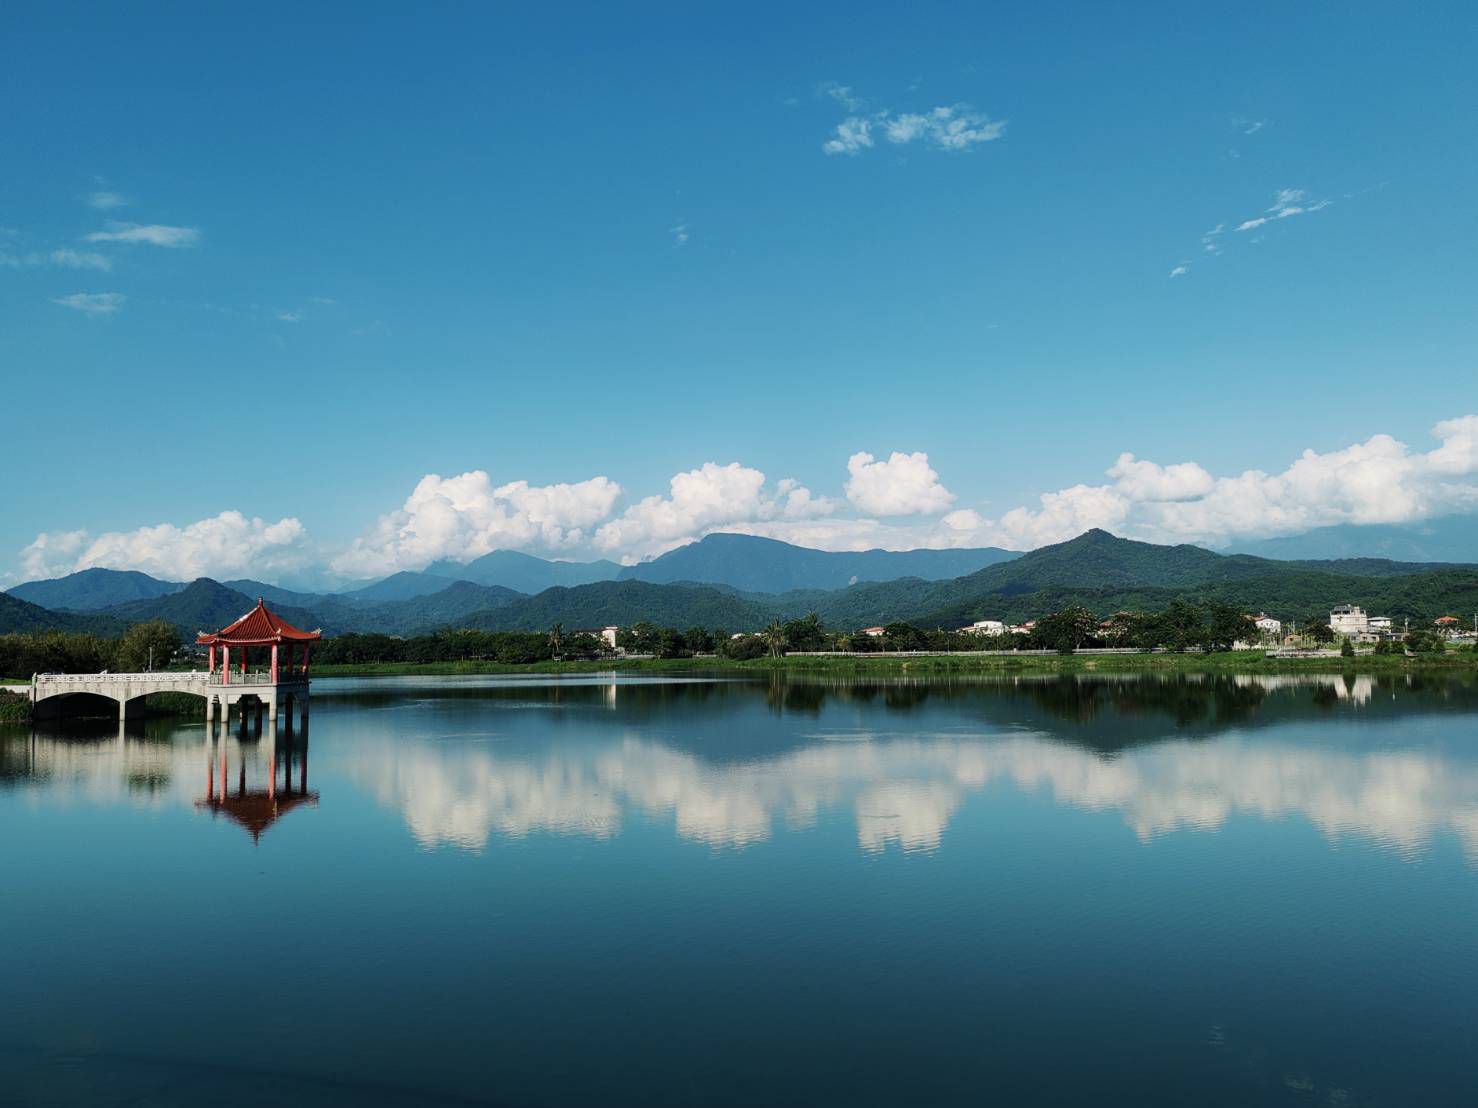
[{"left": 29, "top": 670, "right": 309, "bottom": 725}]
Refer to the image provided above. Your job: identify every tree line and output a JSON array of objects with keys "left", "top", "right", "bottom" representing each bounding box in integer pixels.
[{"left": 0, "top": 620, "right": 182, "bottom": 679}]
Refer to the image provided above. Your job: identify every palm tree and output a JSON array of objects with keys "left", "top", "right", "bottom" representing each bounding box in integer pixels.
[
  {"left": 763, "top": 619, "right": 787, "bottom": 659},
  {"left": 549, "top": 622, "right": 564, "bottom": 659}
]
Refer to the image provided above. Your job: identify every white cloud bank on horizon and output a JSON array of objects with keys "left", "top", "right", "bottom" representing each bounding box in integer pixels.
[
  {"left": 15, "top": 417, "right": 1478, "bottom": 584},
  {"left": 19, "top": 511, "right": 307, "bottom": 583}
]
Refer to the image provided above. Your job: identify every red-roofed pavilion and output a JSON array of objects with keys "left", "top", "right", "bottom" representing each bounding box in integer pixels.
[{"left": 197, "top": 598, "right": 320, "bottom": 686}]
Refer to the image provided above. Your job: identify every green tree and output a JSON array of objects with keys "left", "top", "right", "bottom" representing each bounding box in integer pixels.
[
  {"left": 1340, "top": 637, "right": 1356, "bottom": 658},
  {"left": 763, "top": 620, "right": 787, "bottom": 658},
  {"left": 1205, "top": 603, "right": 1256, "bottom": 652},
  {"left": 1033, "top": 606, "right": 1100, "bottom": 654},
  {"left": 116, "top": 620, "right": 181, "bottom": 672}
]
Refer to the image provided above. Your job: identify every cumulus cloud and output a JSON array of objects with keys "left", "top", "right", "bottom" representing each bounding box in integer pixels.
[
  {"left": 51, "top": 292, "right": 125, "bottom": 315},
  {"left": 844, "top": 451, "right": 954, "bottom": 516},
  {"left": 20, "top": 511, "right": 308, "bottom": 582},
  {"left": 333, "top": 471, "right": 623, "bottom": 576},
  {"left": 821, "top": 89, "right": 1005, "bottom": 156},
  {"left": 85, "top": 222, "right": 200, "bottom": 247},
  {"left": 594, "top": 462, "right": 834, "bottom": 561},
  {"left": 943, "top": 416, "right": 1478, "bottom": 550}
]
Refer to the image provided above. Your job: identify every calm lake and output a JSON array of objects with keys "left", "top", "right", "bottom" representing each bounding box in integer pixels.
[{"left": 2, "top": 672, "right": 1476, "bottom": 1107}]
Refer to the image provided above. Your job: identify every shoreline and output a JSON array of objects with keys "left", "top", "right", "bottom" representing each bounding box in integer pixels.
[{"left": 307, "top": 651, "right": 1477, "bottom": 678}]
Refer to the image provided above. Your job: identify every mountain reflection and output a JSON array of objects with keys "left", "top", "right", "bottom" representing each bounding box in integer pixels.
[{"left": 342, "top": 673, "right": 1478, "bottom": 860}]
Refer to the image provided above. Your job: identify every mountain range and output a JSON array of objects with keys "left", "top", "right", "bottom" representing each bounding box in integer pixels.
[{"left": 5, "top": 529, "right": 1477, "bottom": 640}]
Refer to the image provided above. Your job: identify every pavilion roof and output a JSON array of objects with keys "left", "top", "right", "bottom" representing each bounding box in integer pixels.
[{"left": 197, "top": 598, "right": 321, "bottom": 646}]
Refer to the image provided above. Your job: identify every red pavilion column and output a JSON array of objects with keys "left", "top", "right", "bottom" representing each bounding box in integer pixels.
[
  {"left": 270, "top": 643, "right": 279, "bottom": 683},
  {"left": 222, "top": 646, "right": 230, "bottom": 685},
  {"left": 208, "top": 644, "right": 216, "bottom": 674}
]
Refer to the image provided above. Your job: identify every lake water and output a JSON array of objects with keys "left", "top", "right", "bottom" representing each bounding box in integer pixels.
[{"left": 2, "top": 672, "right": 1476, "bottom": 1107}]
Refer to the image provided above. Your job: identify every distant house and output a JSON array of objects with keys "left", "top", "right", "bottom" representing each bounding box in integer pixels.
[
  {"left": 962, "top": 619, "right": 1006, "bottom": 635},
  {"left": 1368, "top": 616, "right": 1393, "bottom": 633},
  {"left": 1252, "top": 614, "right": 1282, "bottom": 636},
  {"left": 1434, "top": 615, "right": 1462, "bottom": 638},
  {"left": 1009, "top": 621, "right": 1036, "bottom": 635},
  {"left": 1330, "top": 604, "right": 1368, "bottom": 635},
  {"left": 861, "top": 626, "right": 886, "bottom": 638}
]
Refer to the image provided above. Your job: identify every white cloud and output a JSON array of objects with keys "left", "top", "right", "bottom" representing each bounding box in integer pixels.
[
  {"left": 1236, "top": 188, "right": 1331, "bottom": 233},
  {"left": 824, "top": 94, "right": 1005, "bottom": 156},
  {"left": 844, "top": 451, "right": 954, "bottom": 516},
  {"left": 940, "top": 416, "right": 1478, "bottom": 550},
  {"left": 1106, "top": 453, "right": 1216, "bottom": 502},
  {"left": 277, "top": 309, "right": 304, "bottom": 323},
  {"left": 87, "top": 191, "right": 129, "bottom": 210},
  {"left": 51, "top": 292, "right": 125, "bottom": 315},
  {"left": 594, "top": 462, "right": 834, "bottom": 561},
  {"left": 85, "top": 222, "right": 200, "bottom": 247},
  {"left": 821, "top": 82, "right": 862, "bottom": 112},
  {"left": 823, "top": 116, "right": 874, "bottom": 156},
  {"left": 883, "top": 105, "right": 1006, "bottom": 150},
  {"left": 21, "top": 511, "right": 308, "bottom": 582},
  {"left": 1169, "top": 264, "right": 1188, "bottom": 278},
  {"left": 669, "top": 222, "right": 690, "bottom": 246},
  {"left": 333, "top": 471, "right": 624, "bottom": 576}
]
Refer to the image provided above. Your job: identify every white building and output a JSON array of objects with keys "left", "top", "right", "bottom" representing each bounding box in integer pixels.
[
  {"left": 1252, "top": 614, "right": 1281, "bottom": 636},
  {"left": 1330, "top": 604, "right": 1368, "bottom": 635},
  {"left": 861, "top": 626, "right": 886, "bottom": 638},
  {"left": 1368, "top": 616, "right": 1393, "bottom": 634},
  {"left": 962, "top": 619, "right": 1006, "bottom": 635}
]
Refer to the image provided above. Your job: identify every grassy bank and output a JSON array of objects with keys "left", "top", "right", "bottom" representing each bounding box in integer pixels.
[{"left": 310, "top": 650, "right": 1477, "bottom": 679}]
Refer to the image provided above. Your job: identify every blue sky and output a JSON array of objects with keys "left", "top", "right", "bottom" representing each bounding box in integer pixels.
[{"left": 4, "top": 1, "right": 1477, "bottom": 585}]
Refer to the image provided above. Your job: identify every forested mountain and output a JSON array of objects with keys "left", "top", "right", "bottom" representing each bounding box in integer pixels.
[
  {"left": 7, "top": 529, "right": 1478, "bottom": 640},
  {"left": 0, "top": 591, "right": 120, "bottom": 635},
  {"left": 617, "top": 533, "right": 1018, "bottom": 591},
  {"left": 426, "top": 549, "right": 620, "bottom": 592},
  {"left": 104, "top": 580, "right": 330, "bottom": 637},
  {"left": 457, "top": 580, "right": 778, "bottom": 633},
  {"left": 7, "top": 567, "right": 185, "bottom": 611}
]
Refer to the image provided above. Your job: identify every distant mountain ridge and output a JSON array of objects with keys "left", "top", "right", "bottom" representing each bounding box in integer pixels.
[
  {"left": 616, "top": 533, "right": 1020, "bottom": 592},
  {"left": 1234, "top": 515, "right": 1478, "bottom": 563},
  {"left": 8, "top": 567, "right": 186, "bottom": 611},
  {"left": 426, "top": 549, "right": 620, "bottom": 593},
  {"left": 8, "top": 528, "right": 1478, "bottom": 640}
]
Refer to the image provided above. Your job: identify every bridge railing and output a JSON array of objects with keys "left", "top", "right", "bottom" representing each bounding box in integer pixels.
[{"left": 33, "top": 671, "right": 307, "bottom": 687}]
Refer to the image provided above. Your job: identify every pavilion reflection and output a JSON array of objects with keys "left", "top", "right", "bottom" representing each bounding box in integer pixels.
[
  {"left": 197, "top": 714, "right": 317, "bottom": 842},
  {"left": 1, "top": 716, "right": 320, "bottom": 843}
]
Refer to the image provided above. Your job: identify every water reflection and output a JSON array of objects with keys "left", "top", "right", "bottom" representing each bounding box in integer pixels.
[
  {"left": 6, "top": 673, "right": 1478, "bottom": 861},
  {"left": 2, "top": 718, "right": 319, "bottom": 843},
  {"left": 336, "top": 673, "right": 1478, "bottom": 859}
]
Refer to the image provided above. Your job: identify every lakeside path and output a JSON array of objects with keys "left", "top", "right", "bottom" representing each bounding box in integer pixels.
[{"left": 307, "top": 651, "right": 1478, "bottom": 679}]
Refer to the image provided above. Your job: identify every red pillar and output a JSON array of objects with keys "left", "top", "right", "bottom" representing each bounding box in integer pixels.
[
  {"left": 270, "top": 643, "right": 279, "bottom": 683},
  {"left": 222, "top": 646, "right": 231, "bottom": 685},
  {"left": 240, "top": 644, "right": 248, "bottom": 680},
  {"left": 208, "top": 644, "right": 216, "bottom": 674}
]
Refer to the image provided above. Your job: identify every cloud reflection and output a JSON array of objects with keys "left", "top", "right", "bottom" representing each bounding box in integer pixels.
[{"left": 352, "top": 722, "right": 1478, "bottom": 861}]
